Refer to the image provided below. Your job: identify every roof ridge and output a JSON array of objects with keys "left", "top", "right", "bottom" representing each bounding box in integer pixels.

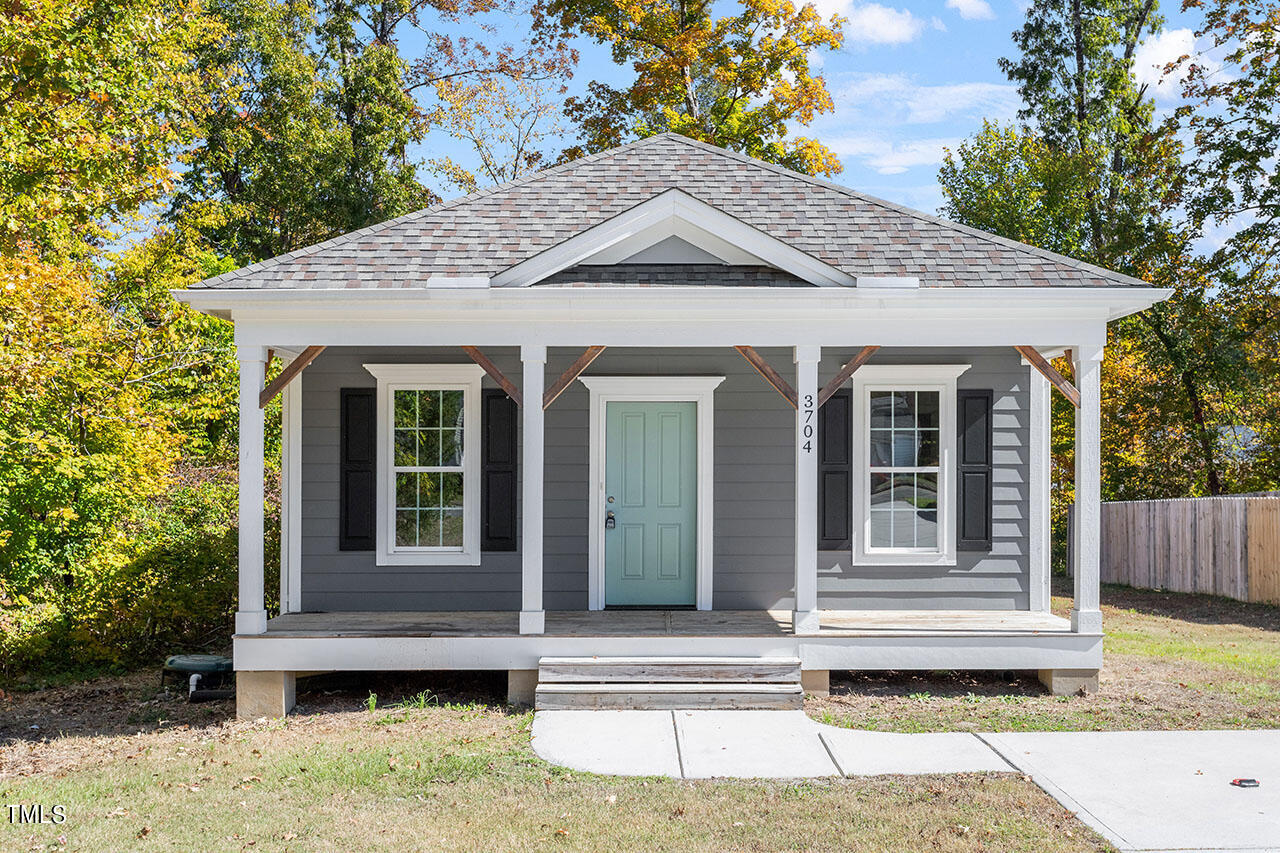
[
  {"left": 662, "top": 134, "right": 1148, "bottom": 287},
  {"left": 191, "top": 134, "right": 681, "bottom": 289}
]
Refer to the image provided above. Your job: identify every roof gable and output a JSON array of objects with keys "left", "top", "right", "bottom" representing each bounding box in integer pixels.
[
  {"left": 192, "top": 133, "right": 1149, "bottom": 291},
  {"left": 490, "top": 188, "right": 852, "bottom": 287}
]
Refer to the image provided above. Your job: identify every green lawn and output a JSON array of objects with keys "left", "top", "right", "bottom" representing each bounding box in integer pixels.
[
  {"left": 0, "top": 683, "right": 1106, "bottom": 852},
  {"left": 9, "top": 580, "right": 1272, "bottom": 851},
  {"left": 809, "top": 581, "right": 1280, "bottom": 733}
]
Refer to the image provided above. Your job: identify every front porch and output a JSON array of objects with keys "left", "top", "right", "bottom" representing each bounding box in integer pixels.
[
  {"left": 257, "top": 607, "right": 1073, "bottom": 638},
  {"left": 234, "top": 608, "right": 1097, "bottom": 684}
]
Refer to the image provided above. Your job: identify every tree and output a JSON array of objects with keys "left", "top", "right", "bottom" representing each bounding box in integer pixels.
[
  {"left": 428, "top": 76, "right": 567, "bottom": 194},
  {"left": 0, "top": 0, "right": 219, "bottom": 256},
  {"left": 983, "top": 0, "right": 1265, "bottom": 499},
  {"left": 173, "top": 0, "right": 574, "bottom": 261},
  {"left": 999, "top": 0, "right": 1177, "bottom": 271},
  {"left": 940, "top": 121, "right": 1094, "bottom": 259},
  {"left": 551, "top": 0, "right": 844, "bottom": 176},
  {"left": 1174, "top": 0, "right": 1280, "bottom": 276}
]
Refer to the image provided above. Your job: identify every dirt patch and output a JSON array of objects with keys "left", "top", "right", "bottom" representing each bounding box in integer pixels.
[
  {"left": 810, "top": 581, "right": 1280, "bottom": 733},
  {"left": 0, "top": 669, "right": 510, "bottom": 781}
]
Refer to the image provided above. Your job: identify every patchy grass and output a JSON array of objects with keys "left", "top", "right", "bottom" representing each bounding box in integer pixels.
[
  {"left": 0, "top": 674, "right": 1109, "bottom": 852},
  {"left": 809, "top": 581, "right": 1280, "bottom": 733}
]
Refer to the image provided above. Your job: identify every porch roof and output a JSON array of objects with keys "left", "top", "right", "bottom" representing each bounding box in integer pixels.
[{"left": 189, "top": 133, "right": 1150, "bottom": 293}]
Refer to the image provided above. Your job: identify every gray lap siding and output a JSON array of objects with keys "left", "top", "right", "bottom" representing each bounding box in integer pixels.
[{"left": 298, "top": 346, "right": 1030, "bottom": 612}]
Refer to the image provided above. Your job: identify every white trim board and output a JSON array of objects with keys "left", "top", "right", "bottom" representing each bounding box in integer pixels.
[
  {"left": 580, "top": 376, "right": 725, "bottom": 611},
  {"left": 281, "top": 368, "right": 303, "bottom": 613},
  {"left": 849, "top": 364, "right": 971, "bottom": 567},
  {"left": 490, "top": 189, "right": 856, "bottom": 288},
  {"left": 1026, "top": 366, "right": 1052, "bottom": 613},
  {"left": 363, "top": 363, "right": 485, "bottom": 567}
]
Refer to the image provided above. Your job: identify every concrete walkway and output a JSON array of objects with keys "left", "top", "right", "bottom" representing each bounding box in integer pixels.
[{"left": 531, "top": 711, "right": 1280, "bottom": 853}]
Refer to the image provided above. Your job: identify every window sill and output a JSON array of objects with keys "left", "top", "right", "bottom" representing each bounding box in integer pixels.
[
  {"left": 375, "top": 550, "right": 482, "bottom": 567},
  {"left": 852, "top": 551, "right": 957, "bottom": 567}
]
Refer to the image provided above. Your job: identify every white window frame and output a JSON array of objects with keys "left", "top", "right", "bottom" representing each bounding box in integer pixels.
[
  {"left": 850, "top": 364, "right": 970, "bottom": 566},
  {"left": 364, "top": 364, "right": 484, "bottom": 566}
]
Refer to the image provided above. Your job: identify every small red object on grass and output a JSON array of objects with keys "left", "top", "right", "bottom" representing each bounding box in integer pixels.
[{"left": 1230, "top": 779, "right": 1259, "bottom": 788}]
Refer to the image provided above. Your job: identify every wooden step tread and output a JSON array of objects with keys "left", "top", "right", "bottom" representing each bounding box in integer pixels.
[
  {"left": 537, "top": 682, "right": 802, "bottom": 695},
  {"left": 538, "top": 656, "right": 801, "bottom": 666},
  {"left": 538, "top": 656, "right": 802, "bottom": 684},
  {"left": 535, "top": 682, "right": 804, "bottom": 711}
]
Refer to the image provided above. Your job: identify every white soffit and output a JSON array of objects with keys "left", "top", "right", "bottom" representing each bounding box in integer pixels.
[{"left": 490, "top": 188, "right": 857, "bottom": 287}]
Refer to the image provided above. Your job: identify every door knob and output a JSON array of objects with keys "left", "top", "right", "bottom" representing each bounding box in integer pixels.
[{"left": 605, "top": 511, "right": 616, "bottom": 529}]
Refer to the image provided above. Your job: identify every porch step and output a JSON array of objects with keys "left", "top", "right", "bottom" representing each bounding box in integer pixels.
[
  {"left": 534, "top": 656, "right": 804, "bottom": 710},
  {"left": 538, "top": 656, "right": 801, "bottom": 684}
]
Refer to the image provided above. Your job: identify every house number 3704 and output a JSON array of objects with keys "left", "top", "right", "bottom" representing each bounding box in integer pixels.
[{"left": 801, "top": 394, "right": 815, "bottom": 453}]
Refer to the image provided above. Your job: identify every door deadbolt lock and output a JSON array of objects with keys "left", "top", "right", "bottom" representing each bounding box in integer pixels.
[{"left": 605, "top": 511, "right": 616, "bottom": 529}]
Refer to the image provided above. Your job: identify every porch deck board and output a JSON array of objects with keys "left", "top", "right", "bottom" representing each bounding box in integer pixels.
[{"left": 260, "top": 609, "right": 1071, "bottom": 638}]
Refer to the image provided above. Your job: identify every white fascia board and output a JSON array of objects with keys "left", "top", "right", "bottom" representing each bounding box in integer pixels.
[
  {"left": 488, "top": 188, "right": 857, "bottom": 288},
  {"left": 175, "top": 285, "right": 1171, "bottom": 349},
  {"left": 175, "top": 284, "right": 1171, "bottom": 320}
]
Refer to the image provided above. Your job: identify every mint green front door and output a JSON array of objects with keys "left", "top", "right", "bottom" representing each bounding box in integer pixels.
[{"left": 604, "top": 401, "right": 698, "bottom": 606}]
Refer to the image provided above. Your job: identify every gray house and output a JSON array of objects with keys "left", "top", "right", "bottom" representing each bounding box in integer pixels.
[{"left": 177, "top": 134, "right": 1168, "bottom": 719}]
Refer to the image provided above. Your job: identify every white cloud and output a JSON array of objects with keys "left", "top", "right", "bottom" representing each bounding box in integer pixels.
[
  {"left": 1132, "top": 28, "right": 1203, "bottom": 102},
  {"left": 945, "top": 0, "right": 995, "bottom": 20},
  {"left": 836, "top": 73, "right": 1020, "bottom": 124},
  {"left": 842, "top": 4, "right": 929, "bottom": 45},
  {"left": 828, "top": 134, "right": 963, "bottom": 174}
]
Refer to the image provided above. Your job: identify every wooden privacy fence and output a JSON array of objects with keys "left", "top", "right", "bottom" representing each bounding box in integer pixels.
[{"left": 1100, "top": 496, "right": 1280, "bottom": 604}]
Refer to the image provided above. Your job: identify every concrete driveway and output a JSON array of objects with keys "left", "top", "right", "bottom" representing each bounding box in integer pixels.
[
  {"left": 531, "top": 711, "right": 1280, "bottom": 853},
  {"left": 982, "top": 730, "right": 1280, "bottom": 853}
]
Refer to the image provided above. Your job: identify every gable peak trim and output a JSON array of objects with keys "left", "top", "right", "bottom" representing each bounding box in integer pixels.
[{"left": 490, "top": 187, "right": 854, "bottom": 288}]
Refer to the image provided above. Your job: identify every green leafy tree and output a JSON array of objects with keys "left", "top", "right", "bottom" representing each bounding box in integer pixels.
[
  {"left": 0, "top": 0, "right": 220, "bottom": 256},
  {"left": 1173, "top": 0, "right": 1280, "bottom": 275},
  {"left": 999, "top": 0, "right": 1177, "bottom": 270},
  {"left": 940, "top": 121, "right": 1095, "bottom": 259},
  {"left": 551, "top": 0, "right": 844, "bottom": 176},
  {"left": 174, "top": 0, "right": 574, "bottom": 260}
]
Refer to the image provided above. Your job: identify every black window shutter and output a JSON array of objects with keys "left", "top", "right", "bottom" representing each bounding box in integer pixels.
[
  {"left": 817, "top": 389, "right": 852, "bottom": 550},
  {"left": 957, "top": 389, "right": 993, "bottom": 552},
  {"left": 481, "top": 389, "right": 518, "bottom": 551},
  {"left": 339, "top": 388, "right": 376, "bottom": 551}
]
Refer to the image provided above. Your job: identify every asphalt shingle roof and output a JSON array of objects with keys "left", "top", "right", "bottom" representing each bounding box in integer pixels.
[{"left": 192, "top": 133, "right": 1149, "bottom": 290}]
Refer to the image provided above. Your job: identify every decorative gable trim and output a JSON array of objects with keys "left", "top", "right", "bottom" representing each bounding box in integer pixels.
[{"left": 489, "top": 188, "right": 856, "bottom": 288}]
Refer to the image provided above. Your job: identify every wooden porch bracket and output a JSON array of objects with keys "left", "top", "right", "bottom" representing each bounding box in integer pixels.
[
  {"left": 817, "top": 346, "right": 880, "bottom": 407},
  {"left": 259, "top": 346, "right": 326, "bottom": 408},
  {"left": 544, "top": 346, "right": 607, "bottom": 409},
  {"left": 735, "top": 346, "right": 798, "bottom": 409},
  {"left": 1015, "top": 345, "right": 1081, "bottom": 408},
  {"left": 461, "top": 346, "right": 523, "bottom": 407}
]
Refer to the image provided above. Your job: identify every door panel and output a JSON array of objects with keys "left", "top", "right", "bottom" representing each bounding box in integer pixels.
[{"left": 605, "top": 401, "right": 697, "bottom": 606}]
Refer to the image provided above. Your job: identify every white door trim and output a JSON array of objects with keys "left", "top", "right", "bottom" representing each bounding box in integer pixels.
[{"left": 580, "top": 376, "right": 724, "bottom": 611}]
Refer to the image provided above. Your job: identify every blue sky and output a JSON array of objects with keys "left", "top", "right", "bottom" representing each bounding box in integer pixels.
[{"left": 417, "top": 0, "right": 1211, "bottom": 219}]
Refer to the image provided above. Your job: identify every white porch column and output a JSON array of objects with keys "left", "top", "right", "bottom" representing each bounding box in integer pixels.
[
  {"left": 279, "top": 368, "right": 303, "bottom": 614},
  {"left": 793, "top": 345, "right": 821, "bottom": 633},
  {"left": 1027, "top": 366, "right": 1051, "bottom": 613},
  {"left": 1072, "top": 345, "right": 1104, "bottom": 633},
  {"left": 520, "top": 345, "right": 547, "bottom": 635},
  {"left": 236, "top": 346, "right": 268, "bottom": 635}
]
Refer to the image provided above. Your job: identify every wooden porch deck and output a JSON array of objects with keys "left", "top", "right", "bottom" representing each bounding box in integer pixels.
[{"left": 261, "top": 609, "right": 1072, "bottom": 639}]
